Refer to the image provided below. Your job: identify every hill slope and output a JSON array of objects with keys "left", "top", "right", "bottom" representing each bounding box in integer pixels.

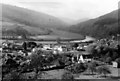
[
  {"left": 1, "top": 4, "right": 68, "bottom": 36},
  {"left": 1, "top": 4, "right": 68, "bottom": 28},
  {"left": 1, "top": 4, "right": 84, "bottom": 40},
  {"left": 68, "top": 9, "right": 120, "bottom": 38}
]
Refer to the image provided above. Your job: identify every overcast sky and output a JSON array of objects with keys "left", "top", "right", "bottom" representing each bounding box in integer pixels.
[{"left": 1, "top": 0, "right": 120, "bottom": 20}]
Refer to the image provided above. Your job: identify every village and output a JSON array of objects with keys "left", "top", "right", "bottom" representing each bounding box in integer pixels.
[{"left": 1, "top": 35, "right": 120, "bottom": 80}]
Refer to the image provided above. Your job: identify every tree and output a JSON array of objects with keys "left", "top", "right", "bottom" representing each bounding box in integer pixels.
[
  {"left": 56, "top": 37, "right": 61, "bottom": 44},
  {"left": 58, "top": 57, "right": 65, "bottom": 66},
  {"left": 105, "top": 52, "right": 111, "bottom": 58},
  {"left": 87, "top": 61, "right": 97, "bottom": 75},
  {"left": 72, "top": 43, "right": 79, "bottom": 49},
  {"left": 116, "top": 45, "right": 120, "bottom": 53},
  {"left": 115, "top": 58, "right": 120, "bottom": 64},
  {"left": 4, "top": 71, "right": 22, "bottom": 80},
  {"left": 22, "top": 33, "right": 27, "bottom": 40},
  {"left": 62, "top": 71, "right": 74, "bottom": 80},
  {"left": 105, "top": 57, "right": 112, "bottom": 64},
  {"left": 65, "top": 63, "right": 86, "bottom": 74},
  {"left": 22, "top": 41, "right": 27, "bottom": 51},
  {"left": 73, "top": 63, "right": 86, "bottom": 73},
  {"left": 86, "top": 45, "right": 97, "bottom": 57},
  {"left": 97, "top": 65, "right": 111, "bottom": 77},
  {"left": 29, "top": 54, "right": 45, "bottom": 79},
  {"left": 112, "top": 52, "right": 119, "bottom": 60}
]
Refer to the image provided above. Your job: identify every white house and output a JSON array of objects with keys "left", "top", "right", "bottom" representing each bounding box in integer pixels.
[
  {"left": 78, "top": 55, "right": 85, "bottom": 63},
  {"left": 43, "top": 45, "right": 52, "bottom": 50},
  {"left": 53, "top": 46, "right": 63, "bottom": 52},
  {"left": 112, "top": 61, "right": 118, "bottom": 68}
]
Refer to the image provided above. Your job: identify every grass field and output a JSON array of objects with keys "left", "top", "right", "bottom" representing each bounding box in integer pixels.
[
  {"left": 30, "top": 29, "right": 84, "bottom": 40},
  {"left": 41, "top": 69, "right": 66, "bottom": 79},
  {"left": 39, "top": 65, "right": 120, "bottom": 79}
]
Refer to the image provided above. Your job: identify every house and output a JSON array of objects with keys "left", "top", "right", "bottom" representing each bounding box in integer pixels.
[
  {"left": 2, "top": 34, "right": 22, "bottom": 39},
  {"left": 70, "top": 36, "right": 96, "bottom": 44},
  {"left": 72, "top": 51, "right": 92, "bottom": 63},
  {"left": 43, "top": 44, "right": 53, "bottom": 50},
  {"left": 112, "top": 61, "right": 120, "bottom": 68}
]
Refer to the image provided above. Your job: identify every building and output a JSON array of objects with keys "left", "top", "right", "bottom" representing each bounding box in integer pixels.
[
  {"left": 112, "top": 61, "right": 120, "bottom": 68},
  {"left": 70, "top": 36, "right": 96, "bottom": 44},
  {"left": 1, "top": 34, "right": 22, "bottom": 39}
]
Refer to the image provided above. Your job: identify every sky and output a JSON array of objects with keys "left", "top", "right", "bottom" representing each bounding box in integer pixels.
[{"left": 1, "top": 0, "right": 120, "bottom": 20}]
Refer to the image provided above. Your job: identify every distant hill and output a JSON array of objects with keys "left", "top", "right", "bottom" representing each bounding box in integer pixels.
[
  {"left": 1, "top": 4, "right": 68, "bottom": 28},
  {"left": 68, "top": 9, "right": 120, "bottom": 38},
  {"left": 1, "top": 4, "right": 67, "bottom": 36},
  {"left": 1, "top": 4, "right": 84, "bottom": 40},
  {"left": 60, "top": 17, "right": 89, "bottom": 25}
]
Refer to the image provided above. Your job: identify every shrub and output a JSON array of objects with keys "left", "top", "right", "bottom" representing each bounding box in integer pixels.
[
  {"left": 96, "top": 65, "right": 111, "bottom": 77},
  {"left": 105, "top": 57, "right": 112, "bottom": 64},
  {"left": 4, "top": 71, "right": 22, "bottom": 80},
  {"left": 115, "top": 58, "right": 120, "bottom": 64},
  {"left": 62, "top": 71, "right": 74, "bottom": 79},
  {"left": 65, "top": 63, "right": 86, "bottom": 74}
]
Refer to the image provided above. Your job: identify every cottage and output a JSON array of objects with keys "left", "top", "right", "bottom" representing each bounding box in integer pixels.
[
  {"left": 112, "top": 61, "right": 120, "bottom": 68},
  {"left": 43, "top": 44, "right": 52, "bottom": 50},
  {"left": 2, "top": 34, "right": 22, "bottom": 39}
]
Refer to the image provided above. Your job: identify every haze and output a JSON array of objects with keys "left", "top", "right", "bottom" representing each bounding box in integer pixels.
[{"left": 1, "top": 0, "right": 119, "bottom": 21}]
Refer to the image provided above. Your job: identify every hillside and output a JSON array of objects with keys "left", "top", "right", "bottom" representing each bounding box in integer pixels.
[
  {"left": 1, "top": 4, "right": 65, "bottom": 35},
  {"left": 1, "top": 4, "right": 84, "bottom": 40},
  {"left": 1, "top": 4, "right": 68, "bottom": 28},
  {"left": 68, "top": 9, "right": 120, "bottom": 38},
  {"left": 1, "top": 4, "right": 68, "bottom": 36},
  {"left": 60, "top": 18, "right": 89, "bottom": 25}
]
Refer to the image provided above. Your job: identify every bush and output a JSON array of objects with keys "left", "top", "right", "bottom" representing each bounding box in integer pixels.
[
  {"left": 4, "top": 71, "right": 22, "bottom": 80},
  {"left": 115, "top": 58, "right": 120, "bottom": 64},
  {"left": 87, "top": 61, "right": 98, "bottom": 74},
  {"left": 105, "top": 57, "right": 112, "bottom": 64},
  {"left": 96, "top": 65, "right": 111, "bottom": 77},
  {"left": 62, "top": 71, "right": 74, "bottom": 79},
  {"left": 65, "top": 63, "right": 86, "bottom": 74}
]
